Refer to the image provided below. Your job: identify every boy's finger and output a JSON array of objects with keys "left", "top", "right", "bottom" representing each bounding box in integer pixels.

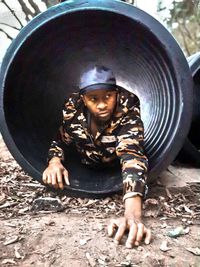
[
  {"left": 144, "top": 227, "right": 151, "bottom": 245},
  {"left": 114, "top": 220, "right": 126, "bottom": 244},
  {"left": 126, "top": 223, "right": 137, "bottom": 248},
  {"left": 42, "top": 173, "right": 47, "bottom": 183},
  {"left": 47, "top": 174, "right": 52, "bottom": 185},
  {"left": 63, "top": 170, "right": 70, "bottom": 185},
  {"left": 107, "top": 220, "right": 118, "bottom": 237},
  {"left": 57, "top": 172, "right": 64, "bottom": 189},
  {"left": 134, "top": 223, "right": 144, "bottom": 246},
  {"left": 51, "top": 173, "right": 57, "bottom": 187}
]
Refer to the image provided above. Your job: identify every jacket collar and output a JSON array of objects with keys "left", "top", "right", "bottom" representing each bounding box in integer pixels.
[{"left": 70, "top": 89, "right": 133, "bottom": 139}]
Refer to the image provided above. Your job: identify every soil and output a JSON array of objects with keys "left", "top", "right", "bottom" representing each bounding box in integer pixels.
[{"left": 0, "top": 135, "right": 200, "bottom": 267}]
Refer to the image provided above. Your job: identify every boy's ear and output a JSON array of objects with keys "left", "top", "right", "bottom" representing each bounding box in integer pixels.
[
  {"left": 117, "top": 91, "right": 120, "bottom": 102},
  {"left": 80, "top": 94, "right": 86, "bottom": 106}
]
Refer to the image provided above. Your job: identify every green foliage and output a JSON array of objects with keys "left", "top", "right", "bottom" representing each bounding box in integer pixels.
[
  {"left": 43, "top": 0, "right": 59, "bottom": 8},
  {"left": 157, "top": 0, "right": 200, "bottom": 56}
]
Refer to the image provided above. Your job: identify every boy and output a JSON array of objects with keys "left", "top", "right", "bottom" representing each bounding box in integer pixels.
[{"left": 42, "top": 66, "right": 151, "bottom": 248}]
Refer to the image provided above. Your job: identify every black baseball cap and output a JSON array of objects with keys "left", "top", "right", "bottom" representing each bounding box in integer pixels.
[{"left": 79, "top": 65, "right": 122, "bottom": 94}]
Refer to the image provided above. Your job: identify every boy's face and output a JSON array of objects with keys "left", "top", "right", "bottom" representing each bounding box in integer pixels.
[{"left": 82, "top": 89, "right": 117, "bottom": 122}]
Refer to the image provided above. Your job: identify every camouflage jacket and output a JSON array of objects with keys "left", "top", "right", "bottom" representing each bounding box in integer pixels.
[{"left": 48, "top": 89, "right": 148, "bottom": 200}]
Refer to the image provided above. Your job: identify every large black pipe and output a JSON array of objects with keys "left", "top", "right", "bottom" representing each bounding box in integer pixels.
[
  {"left": 0, "top": 0, "right": 193, "bottom": 197},
  {"left": 177, "top": 52, "right": 200, "bottom": 166}
]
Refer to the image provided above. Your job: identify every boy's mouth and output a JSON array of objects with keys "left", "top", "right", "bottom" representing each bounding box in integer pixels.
[{"left": 98, "top": 111, "right": 110, "bottom": 117}]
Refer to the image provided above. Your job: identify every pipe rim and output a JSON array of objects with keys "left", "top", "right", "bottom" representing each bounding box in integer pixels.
[{"left": 0, "top": 0, "right": 193, "bottom": 195}]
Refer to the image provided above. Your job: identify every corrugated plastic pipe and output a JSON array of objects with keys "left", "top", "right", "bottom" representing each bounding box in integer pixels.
[
  {"left": 0, "top": 0, "right": 193, "bottom": 197},
  {"left": 177, "top": 52, "right": 200, "bottom": 166}
]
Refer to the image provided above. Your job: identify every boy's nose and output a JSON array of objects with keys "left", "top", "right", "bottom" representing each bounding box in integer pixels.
[{"left": 97, "top": 102, "right": 107, "bottom": 110}]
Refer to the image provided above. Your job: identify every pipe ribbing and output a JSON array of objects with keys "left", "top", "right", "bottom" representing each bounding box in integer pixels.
[{"left": 0, "top": 0, "right": 193, "bottom": 196}]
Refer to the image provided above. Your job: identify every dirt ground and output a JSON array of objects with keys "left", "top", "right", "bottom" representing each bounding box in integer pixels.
[{"left": 0, "top": 135, "right": 200, "bottom": 267}]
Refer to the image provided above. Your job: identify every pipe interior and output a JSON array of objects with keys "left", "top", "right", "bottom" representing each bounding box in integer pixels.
[{"left": 3, "top": 10, "right": 181, "bottom": 179}]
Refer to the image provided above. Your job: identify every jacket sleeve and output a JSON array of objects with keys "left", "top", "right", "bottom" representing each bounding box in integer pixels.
[
  {"left": 116, "top": 98, "right": 148, "bottom": 201},
  {"left": 47, "top": 98, "right": 75, "bottom": 163}
]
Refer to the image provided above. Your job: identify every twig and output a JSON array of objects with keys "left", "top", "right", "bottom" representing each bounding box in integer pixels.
[
  {"left": 0, "top": 22, "right": 20, "bottom": 31},
  {"left": 29, "top": 246, "right": 57, "bottom": 256},
  {"left": 20, "top": 183, "right": 45, "bottom": 188},
  {"left": 3, "top": 235, "right": 19, "bottom": 246},
  {"left": 165, "top": 188, "right": 172, "bottom": 199},
  {"left": 27, "top": 0, "right": 41, "bottom": 15},
  {"left": 0, "top": 28, "right": 13, "bottom": 40},
  {"left": 18, "top": 0, "right": 34, "bottom": 22},
  {"left": 1, "top": 0, "right": 24, "bottom": 28},
  {"left": 0, "top": 202, "right": 18, "bottom": 209}
]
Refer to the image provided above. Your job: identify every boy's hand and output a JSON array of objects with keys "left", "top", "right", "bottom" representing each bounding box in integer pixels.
[
  {"left": 107, "top": 196, "right": 151, "bottom": 248},
  {"left": 107, "top": 216, "right": 151, "bottom": 248},
  {"left": 42, "top": 157, "right": 70, "bottom": 189}
]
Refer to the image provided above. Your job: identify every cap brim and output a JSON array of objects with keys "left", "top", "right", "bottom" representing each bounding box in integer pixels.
[{"left": 80, "top": 83, "right": 126, "bottom": 94}]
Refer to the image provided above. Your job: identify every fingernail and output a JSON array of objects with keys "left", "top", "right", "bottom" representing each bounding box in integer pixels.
[
  {"left": 145, "top": 241, "right": 150, "bottom": 245},
  {"left": 114, "top": 240, "right": 119, "bottom": 245},
  {"left": 135, "top": 241, "right": 139, "bottom": 246},
  {"left": 108, "top": 232, "right": 112, "bottom": 237},
  {"left": 126, "top": 242, "right": 132, "bottom": 249}
]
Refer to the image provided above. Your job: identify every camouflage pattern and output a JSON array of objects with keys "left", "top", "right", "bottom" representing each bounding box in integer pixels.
[{"left": 48, "top": 89, "right": 148, "bottom": 199}]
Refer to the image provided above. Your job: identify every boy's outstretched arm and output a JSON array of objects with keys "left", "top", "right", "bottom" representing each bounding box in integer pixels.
[
  {"left": 108, "top": 94, "right": 151, "bottom": 247},
  {"left": 107, "top": 196, "right": 151, "bottom": 248}
]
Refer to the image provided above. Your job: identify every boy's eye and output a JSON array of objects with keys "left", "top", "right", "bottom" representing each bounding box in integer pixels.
[
  {"left": 105, "top": 94, "right": 111, "bottom": 99},
  {"left": 90, "top": 97, "right": 96, "bottom": 102}
]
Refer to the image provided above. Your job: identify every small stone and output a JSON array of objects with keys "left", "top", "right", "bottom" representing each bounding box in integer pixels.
[
  {"left": 161, "top": 222, "right": 168, "bottom": 228},
  {"left": 98, "top": 258, "right": 105, "bottom": 265},
  {"left": 31, "top": 197, "right": 64, "bottom": 212},
  {"left": 86, "top": 252, "right": 96, "bottom": 267},
  {"left": 97, "top": 224, "right": 104, "bottom": 231},
  {"left": 145, "top": 198, "right": 159, "bottom": 205},
  {"left": 186, "top": 247, "right": 200, "bottom": 256},
  {"left": 45, "top": 220, "right": 56, "bottom": 226},
  {"left": 80, "top": 239, "right": 87, "bottom": 246},
  {"left": 166, "top": 226, "right": 190, "bottom": 238},
  {"left": 2, "top": 259, "right": 17, "bottom": 264},
  {"left": 14, "top": 248, "right": 21, "bottom": 259},
  {"left": 160, "top": 240, "right": 171, "bottom": 252}
]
